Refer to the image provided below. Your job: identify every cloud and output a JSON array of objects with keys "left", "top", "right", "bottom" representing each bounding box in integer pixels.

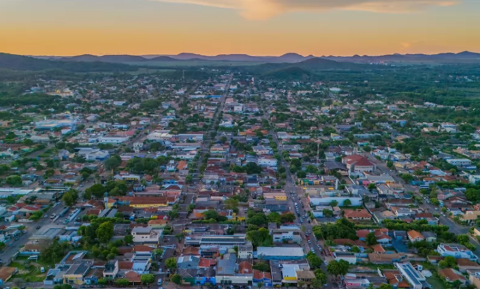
[{"left": 152, "top": 0, "right": 459, "bottom": 19}]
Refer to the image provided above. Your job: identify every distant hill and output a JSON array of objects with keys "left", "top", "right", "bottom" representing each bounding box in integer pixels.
[
  {"left": 149, "top": 56, "right": 179, "bottom": 61},
  {"left": 258, "top": 57, "right": 363, "bottom": 73},
  {"left": 0, "top": 53, "right": 137, "bottom": 72},
  {"left": 29, "top": 50, "right": 480, "bottom": 67},
  {"left": 324, "top": 51, "right": 480, "bottom": 63},
  {"left": 276, "top": 53, "right": 313, "bottom": 63},
  {"left": 295, "top": 57, "right": 362, "bottom": 69},
  {"left": 66, "top": 54, "right": 148, "bottom": 62}
]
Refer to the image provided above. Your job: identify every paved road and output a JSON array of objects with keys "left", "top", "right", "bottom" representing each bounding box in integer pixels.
[
  {"left": 0, "top": 203, "right": 68, "bottom": 263},
  {"left": 264, "top": 111, "right": 332, "bottom": 288}
]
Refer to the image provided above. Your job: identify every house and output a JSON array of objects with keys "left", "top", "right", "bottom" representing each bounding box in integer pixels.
[
  {"left": 407, "top": 230, "right": 425, "bottom": 242},
  {"left": 178, "top": 256, "right": 200, "bottom": 269},
  {"left": 0, "top": 267, "right": 17, "bottom": 283},
  {"left": 131, "top": 226, "right": 162, "bottom": 246},
  {"left": 238, "top": 243, "right": 253, "bottom": 259},
  {"left": 422, "top": 232, "right": 437, "bottom": 242},
  {"left": 343, "top": 209, "right": 372, "bottom": 221},
  {"left": 296, "top": 270, "right": 316, "bottom": 284},
  {"left": 63, "top": 260, "right": 94, "bottom": 285},
  {"left": 437, "top": 244, "right": 478, "bottom": 261},
  {"left": 457, "top": 258, "right": 480, "bottom": 273},
  {"left": 368, "top": 253, "right": 404, "bottom": 264},
  {"left": 333, "top": 252, "right": 357, "bottom": 264},
  {"left": 216, "top": 253, "right": 252, "bottom": 285},
  {"left": 342, "top": 155, "right": 375, "bottom": 174},
  {"left": 439, "top": 268, "right": 467, "bottom": 285},
  {"left": 131, "top": 251, "right": 152, "bottom": 274},
  {"left": 253, "top": 270, "right": 272, "bottom": 287},
  {"left": 103, "top": 260, "right": 119, "bottom": 279}
]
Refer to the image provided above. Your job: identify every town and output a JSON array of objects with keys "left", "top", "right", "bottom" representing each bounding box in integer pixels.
[{"left": 1, "top": 64, "right": 480, "bottom": 289}]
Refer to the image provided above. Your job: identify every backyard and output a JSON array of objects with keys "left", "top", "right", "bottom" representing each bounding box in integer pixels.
[{"left": 8, "top": 256, "right": 50, "bottom": 283}]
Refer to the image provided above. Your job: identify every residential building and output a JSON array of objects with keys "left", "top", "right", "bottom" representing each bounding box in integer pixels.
[{"left": 437, "top": 244, "right": 478, "bottom": 261}]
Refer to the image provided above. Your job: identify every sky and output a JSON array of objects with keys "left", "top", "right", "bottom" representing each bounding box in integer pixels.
[{"left": 0, "top": 0, "right": 479, "bottom": 56}]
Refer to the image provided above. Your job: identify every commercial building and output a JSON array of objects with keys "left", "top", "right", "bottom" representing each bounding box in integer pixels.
[
  {"left": 272, "top": 228, "right": 302, "bottom": 244},
  {"left": 185, "top": 234, "right": 246, "bottom": 246},
  {"left": 256, "top": 247, "right": 304, "bottom": 260},
  {"left": 307, "top": 188, "right": 362, "bottom": 206}
]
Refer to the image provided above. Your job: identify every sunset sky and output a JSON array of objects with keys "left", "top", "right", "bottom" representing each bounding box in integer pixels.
[{"left": 1, "top": 0, "right": 479, "bottom": 56}]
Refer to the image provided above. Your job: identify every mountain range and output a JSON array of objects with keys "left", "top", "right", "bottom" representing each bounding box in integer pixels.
[
  {"left": 2, "top": 50, "right": 480, "bottom": 73},
  {"left": 53, "top": 51, "right": 480, "bottom": 64}
]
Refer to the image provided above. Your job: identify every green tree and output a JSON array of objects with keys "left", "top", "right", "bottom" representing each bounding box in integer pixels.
[
  {"left": 124, "top": 234, "right": 133, "bottom": 245},
  {"left": 140, "top": 274, "right": 155, "bottom": 285},
  {"left": 327, "top": 260, "right": 349, "bottom": 278},
  {"left": 379, "top": 284, "right": 393, "bottom": 289},
  {"left": 165, "top": 257, "right": 178, "bottom": 271},
  {"left": 267, "top": 212, "right": 281, "bottom": 224},
  {"left": 97, "top": 278, "right": 108, "bottom": 285},
  {"left": 85, "top": 184, "right": 106, "bottom": 199},
  {"left": 329, "top": 200, "right": 338, "bottom": 207},
  {"left": 105, "top": 155, "right": 121, "bottom": 171},
  {"left": 311, "top": 278, "right": 324, "bottom": 289},
  {"left": 6, "top": 175, "right": 22, "bottom": 186},
  {"left": 314, "top": 269, "right": 327, "bottom": 285},
  {"left": 96, "top": 222, "right": 114, "bottom": 243},
  {"left": 115, "top": 278, "right": 130, "bottom": 287},
  {"left": 62, "top": 189, "right": 79, "bottom": 207},
  {"left": 224, "top": 198, "right": 239, "bottom": 212},
  {"left": 281, "top": 213, "right": 296, "bottom": 223},
  {"left": 343, "top": 199, "right": 352, "bottom": 207},
  {"left": 306, "top": 252, "right": 323, "bottom": 268},
  {"left": 366, "top": 232, "right": 378, "bottom": 246},
  {"left": 171, "top": 274, "right": 182, "bottom": 285}
]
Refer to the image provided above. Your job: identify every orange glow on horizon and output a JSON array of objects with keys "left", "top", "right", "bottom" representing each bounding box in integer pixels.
[{"left": 0, "top": 0, "right": 479, "bottom": 57}]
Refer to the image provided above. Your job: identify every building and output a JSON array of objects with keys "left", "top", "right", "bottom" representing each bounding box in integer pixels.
[
  {"left": 216, "top": 253, "right": 252, "bottom": 285},
  {"left": 238, "top": 243, "right": 253, "bottom": 259},
  {"left": 437, "top": 244, "right": 478, "bottom": 261},
  {"left": 438, "top": 268, "right": 466, "bottom": 285},
  {"left": 131, "top": 226, "right": 162, "bottom": 246},
  {"left": 395, "top": 262, "right": 429, "bottom": 289},
  {"left": 342, "top": 155, "right": 375, "bottom": 174},
  {"left": 343, "top": 209, "right": 372, "bottom": 221},
  {"left": 256, "top": 247, "right": 304, "bottom": 260},
  {"left": 333, "top": 252, "right": 357, "bottom": 264},
  {"left": 98, "top": 136, "right": 129, "bottom": 144},
  {"left": 184, "top": 234, "right": 246, "bottom": 246},
  {"left": 407, "top": 230, "right": 425, "bottom": 242},
  {"left": 272, "top": 228, "right": 302, "bottom": 244},
  {"left": 307, "top": 188, "right": 362, "bottom": 206},
  {"left": 446, "top": 159, "right": 472, "bottom": 166},
  {"left": 257, "top": 157, "right": 278, "bottom": 167}
]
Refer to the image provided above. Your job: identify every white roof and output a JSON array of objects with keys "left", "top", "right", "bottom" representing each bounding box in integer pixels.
[{"left": 257, "top": 247, "right": 304, "bottom": 257}]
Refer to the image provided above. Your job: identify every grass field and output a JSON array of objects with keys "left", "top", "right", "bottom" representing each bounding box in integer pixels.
[{"left": 427, "top": 276, "right": 446, "bottom": 289}]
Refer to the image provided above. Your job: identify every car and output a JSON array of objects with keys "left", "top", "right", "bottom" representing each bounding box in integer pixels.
[
  {"left": 158, "top": 279, "right": 163, "bottom": 286},
  {"left": 36, "top": 226, "right": 41, "bottom": 229}
]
